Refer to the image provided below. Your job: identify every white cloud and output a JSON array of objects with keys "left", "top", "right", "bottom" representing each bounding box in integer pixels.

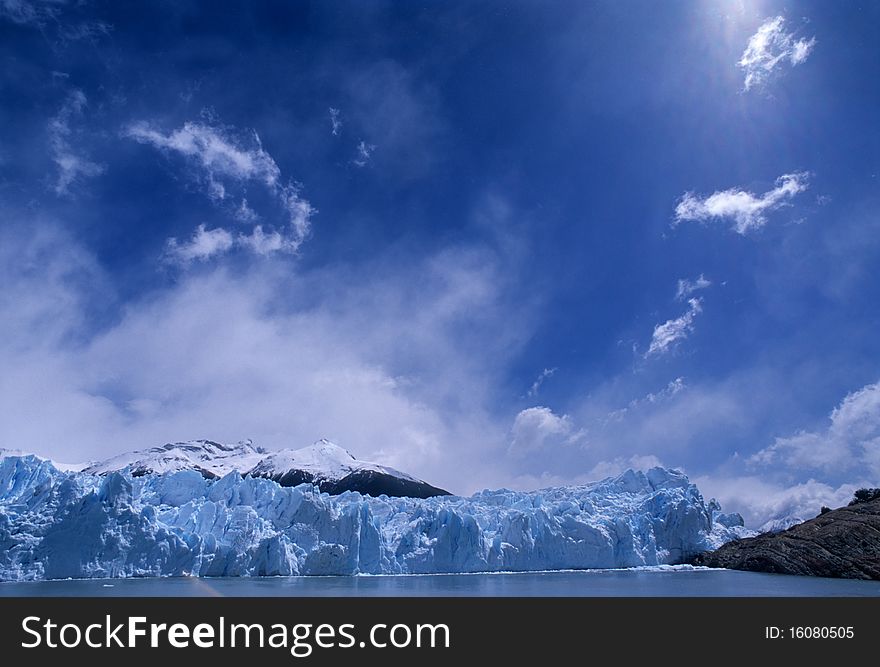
[
  {"left": 238, "top": 225, "right": 302, "bottom": 255},
  {"left": 738, "top": 16, "right": 817, "bottom": 91},
  {"left": 646, "top": 297, "right": 702, "bottom": 357},
  {"left": 526, "top": 367, "right": 556, "bottom": 398},
  {"left": 48, "top": 90, "right": 104, "bottom": 196},
  {"left": 674, "top": 172, "right": 809, "bottom": 234},
  {"left": 790, "top": 37, "right": 816, "bottom": 65},
  {"left": 675, "top": 274, "right": 711, "bottom": 300},
  {"left": 276, "top": 182, "right": 313, "bottom": 242},
  {"left": 328, "top": 107, "right": 342, "bottom": 136},
  {"left": 508, "top": 406, "right": 580, "bottom": 457},
  {"left": 124, "top": 120, "right": 314, "bottom": 261},
  {"left": 124, "top": 121, "right": 280, "bottom": 192},
  {"left": 164, "top": 224, "right": 234, "bottom": 264},
  {"left": 750, "top": 381, "right": 880, "bottom": 479},
  {"left": 352, "top": 139, "right": 376, "bottom": 167},
  {"left": 648, "top": 376, "right": 685, "bottom": 402}
]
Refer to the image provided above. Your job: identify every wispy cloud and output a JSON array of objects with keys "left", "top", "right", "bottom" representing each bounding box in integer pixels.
[
  {"left": 237, "top": 224, "right": 305, "bottom": 256},
  {"left": 646, "top": 298, "right": 702, "bottom": 357},
  {"left": 606, "top": 377, "right": 686, "bottom": 422},
  {"left": 673, "top": 172, "right": 809, "bottom": 234},
  {"left": 644, "top": 376, "right": 686, "bottom": 403},
  {"left": 750, "top": 380, "right": 880, "bottom": 479},
  {"left": 352, "top": 139, "right": 376, "bottom": 167},
  {"left": 343, "top": 60, "right": 443, "bottom": 178},
  {"left": 526, "top": 367, "right": 556, "bottom": 398},
  {"left": 48, "top": 90, "right": 104, "bottom": 196},
  {"left": 124, "top": 120, "right": 281, "bottom": 194},
  {"left": 1, "top": 0, "right": 59, "bottom": 26},
  {"left": 675, "top": 274, "right": 711, "bottom": 301},
  {"left": 738, "top": 16, "right": 817, "bottom": 91},
  {"left": 328, "top": 107, "right": 342, "bottom": 136},
  {"left": 2, "top": 0, "right": 111, "bottom": 41},
  {"left": 124, "top": 119, "right": 314, "bottom": 263},
  {"left": 233, "top": 198, "right": 258, "bottom": 223},
  {"left": 57, "top": 16, "right": 112, "bottom": 44},
  {"left": 587, "top": 454, "right": 665, "bottom": 480},
  {"left": 164, "top": 224, "right": 234, "bottom": 264}
]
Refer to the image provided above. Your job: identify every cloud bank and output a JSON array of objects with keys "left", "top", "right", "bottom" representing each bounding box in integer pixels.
[
  {"left": 750, "top": 381, "right": 880, "bottom": 480},
  {"left": 0, "top": 221, "right": 530, "bottom": 494},
  {"left": 696, "top": 475, "right": 857, "bottom": 531}
]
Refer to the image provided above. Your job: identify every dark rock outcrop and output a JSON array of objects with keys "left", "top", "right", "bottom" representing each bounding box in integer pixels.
[
  {"left": 249, "top": 468, "right": 451, "bottom": 499},
  {"left": 691, "top": 499, "right": 880, "bottom": 579}
]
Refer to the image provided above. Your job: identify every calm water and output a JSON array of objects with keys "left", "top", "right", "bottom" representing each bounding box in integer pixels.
[{"left": 2, "top": 568, "right": 879, "bottom": 597}]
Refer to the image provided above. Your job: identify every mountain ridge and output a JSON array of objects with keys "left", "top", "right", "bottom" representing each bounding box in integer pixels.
[{"left": 40, "top": 438, "right": 451, "bottom": 499}]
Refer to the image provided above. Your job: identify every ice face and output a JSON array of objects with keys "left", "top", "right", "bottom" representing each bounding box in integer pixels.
[{"left": 0, "top": 455, "right": 749, "bottom": 581}]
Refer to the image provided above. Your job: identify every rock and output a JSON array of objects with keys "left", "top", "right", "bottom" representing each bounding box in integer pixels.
[{"left": 691, "top": 499, "right": 880, "bottom": 579}]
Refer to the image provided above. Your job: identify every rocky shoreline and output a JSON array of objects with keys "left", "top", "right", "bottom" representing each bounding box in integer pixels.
[{"left": 691, "top": 498, "right": 880, "bottom": 580}]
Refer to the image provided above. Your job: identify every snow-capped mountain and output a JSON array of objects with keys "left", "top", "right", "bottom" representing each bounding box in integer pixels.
[
  {"left": 0, "top": 453, "right": 750, "bottom": 580},
  {"left": 247, "top": 440, "right": 450, "bottom": 499},
  {"left": 82, "top": 439, "right": 267, "bottom": 479},
  {"left": 757, "top": 515, "right": 805, "bottom": 534},
  {"left": 80, "top": 438, "right": 450, "bottom": 499}
]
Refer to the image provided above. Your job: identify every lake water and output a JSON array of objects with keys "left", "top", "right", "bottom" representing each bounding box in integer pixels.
[{"left": 2, "top": 568, "right": 878, "bottom": 596}]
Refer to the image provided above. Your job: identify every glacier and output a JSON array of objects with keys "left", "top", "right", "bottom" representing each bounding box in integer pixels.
[{"left": 0, "top": 454, "right": 748, "bottom": 581}]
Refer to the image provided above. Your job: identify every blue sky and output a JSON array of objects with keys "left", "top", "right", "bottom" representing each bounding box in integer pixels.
[{"left": 1, "top": 0, "right": 879, "bottom": 527}]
